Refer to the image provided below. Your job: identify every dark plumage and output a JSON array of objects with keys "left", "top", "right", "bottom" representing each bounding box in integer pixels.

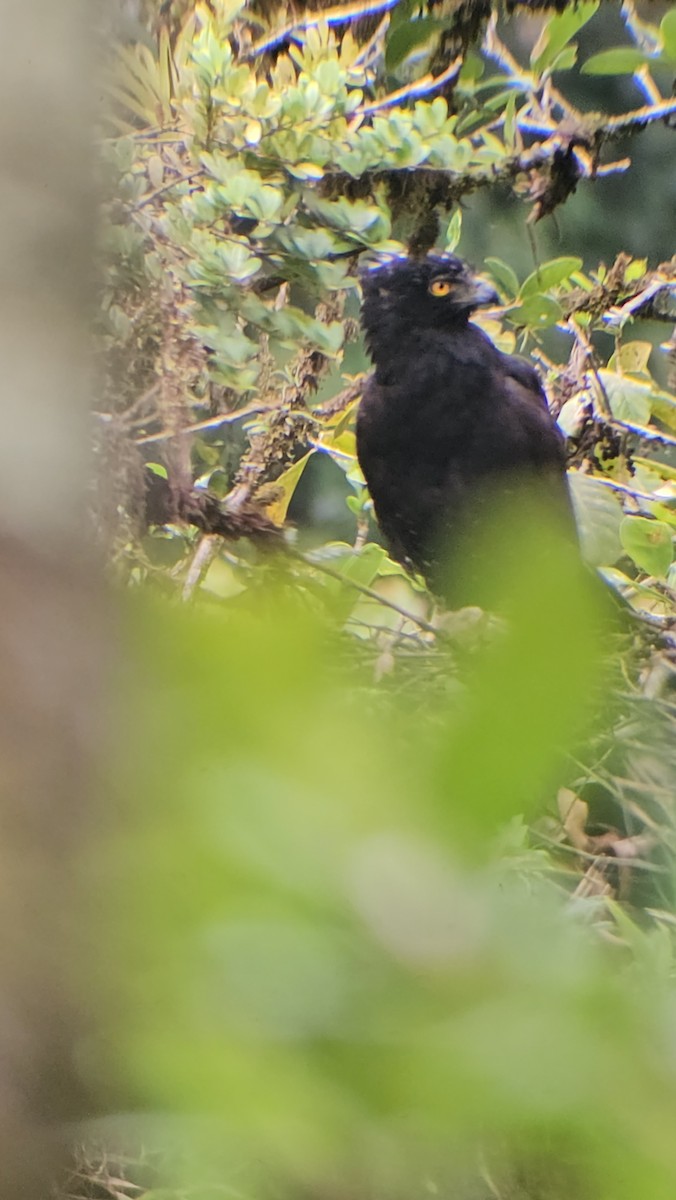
[{"left": 356, "top": 254, "right": 575, "bottom": 608}]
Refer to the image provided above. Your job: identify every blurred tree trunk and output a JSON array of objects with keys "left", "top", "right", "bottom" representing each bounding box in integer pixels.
[{"left": 0, "top": 1, "right": 103, "bottom": 1194}]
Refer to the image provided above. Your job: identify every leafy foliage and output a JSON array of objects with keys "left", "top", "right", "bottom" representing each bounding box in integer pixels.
[
  {"left": 88, "top": 2, "right": 676, "bottom": 1198},
  {"left": 98, "top": 0, "right": 676, "bottom": 617},
  {"left": 83, "top": 575, "right": 675, "bottom": 1200}
]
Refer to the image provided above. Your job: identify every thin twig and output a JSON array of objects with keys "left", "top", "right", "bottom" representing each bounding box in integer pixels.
[
  {"left": 135, "top": 168, "right": 202, "bottom": 210},
  {"left": 483, "top": 16, "right": 533, "bottom": 91},
  {"left": 544, "top": 81, "right": 586, "bottom": 125},
  {"left": 567, "top": 318, "right": 611, "bottom": 416},
  {"left": 603, "top": 278, "right": 674, "bottom": 324},
  {"left": 135, "top": 404, "right": 265, "bottom": 445},
  {"left": 622, "top": 0, "right": 661, "bottom": 54},
  {"left": 357, "top": 55, "right": 463, "bottom": 116},
  {"left": 606, "top": 419, "right": 676, "bottom": 447},
  {"left": 567, "top": 471, "right": 660, "bottom": 506},
  {"left": 633, "top": 66, "right": 662, "bottom": 106},
  {"left": 288, "top": 547, "right": 438, "bottom": 635},
  {"left": 244, "top": 0, "right": 400, "bottom": 60},
  {"left": 182, "top": 532, "right": 222, "bottom": 601},
  {"left": 602, "top": 97, "right": 676, "bottom": 136},
  {"left": 591, "top": 157, "right": 632, "bottom": 177},
  {"left": 314, "top": 376, "right": 365, "bottom": 417},
  {"left": 536, "top": 827, "right": 665, "bottom": 874},
  {"left": 353, "top": 14, "right": 391, "bottom": 68}
]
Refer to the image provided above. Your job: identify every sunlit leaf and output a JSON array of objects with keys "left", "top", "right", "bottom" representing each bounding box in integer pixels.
[
  {"left": 568, "top": 473, "right": 624, "bottom": 566},
  {"left": 660, "top": 9, "right": 676, "bottom": 62},
  {"left": 633, "top": 456, "right": 676, "bottom": 484},
  {"left": 520, "top": 257, "right": 583, "bottom": 298},
  {"left": 649, "top": 390, "right": 676, "bottom": 433},
  {"left": 264, "top": 452, "right": 314, "bottom": 526},
  {"left": 598, "top": 370, "right": 652, "bottom": 425},
  {"left": 549, "top": 44, "right": 578, "bottom": 72},
  {"left": 625, "top": 258, "right": 648, "bottom": 281},
  {"left": 443, "top": 208, "right": 462, "bottom": 253},
  {"left": 503, "top": 93, "right": 517, "bottom": 150},
  {"left": 620, "top": 516, "right": 674, "bottom": 577},
  {"left": 287, "top": 163, "right": 325, "bottom": 181},
  {"left": 608, "top": 341, "right": 653, "bottom": 376},
  {"left": 582, "top": 48, "right": 648, "bottom": 75},
  {"left": 510, "top": 294, "right": 562, "bottom": 330},
  {"left": 339, "top": 541, "right": 388, "bottom": 588},
  {"left": 485, "top": 257, "right": 519, "bottom": 300},
  {"left": 530, "top": 1, "right": 599, "bottom": 74},
  {"left": 146, "top": 462, "right": 168, "bottom": 480}
]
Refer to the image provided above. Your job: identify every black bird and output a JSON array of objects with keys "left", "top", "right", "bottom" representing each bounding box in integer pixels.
[{"left": 356, "top": 253, "right": 575, "bottom": 608}]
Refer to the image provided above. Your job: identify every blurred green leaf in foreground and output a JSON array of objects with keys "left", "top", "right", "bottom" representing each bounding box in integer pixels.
[{"left": 77, "top": 505, "right": 676, "bottom": 1200}]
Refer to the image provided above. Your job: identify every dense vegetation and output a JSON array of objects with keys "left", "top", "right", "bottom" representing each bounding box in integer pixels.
[{"left": 83, "top": 2, "right": 676, "bottom": 1198}]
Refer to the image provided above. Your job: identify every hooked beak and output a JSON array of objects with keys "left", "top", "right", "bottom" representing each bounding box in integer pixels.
[
  {"left": 468, "top": 277, "right": 500, "bottom": 307},
  {"left": 448, "top": 274, "right": 500, "bottom": 310}
]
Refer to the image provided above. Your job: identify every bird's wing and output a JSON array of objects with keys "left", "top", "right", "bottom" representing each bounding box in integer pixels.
[
  {"left": 500, "top": 352, "right": 550, "bottom": 412},
  {"left": 355, "top": 375, "right": 415, "bottom": 567},
  {"left": 356, "top": 372, "right": 451, "bottom": 575},
  {"left": 493, "top": 353, "right": 569, "bottom": 475}
]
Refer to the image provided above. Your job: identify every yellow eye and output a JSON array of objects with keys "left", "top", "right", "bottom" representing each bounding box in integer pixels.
[{"left": 429, "top": 278, "right": 453, "bottom": 297}]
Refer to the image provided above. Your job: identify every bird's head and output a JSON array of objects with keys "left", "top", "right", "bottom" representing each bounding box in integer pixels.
[{"left": 360, "top": 254, "right": 499, "bottom": 354}]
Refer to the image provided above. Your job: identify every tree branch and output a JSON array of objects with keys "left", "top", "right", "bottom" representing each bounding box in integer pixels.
[
  {"left": 356, "top": 56, "right": 464, "bottom": 116},
  {"left": 244, "top": 0, "right": 400, "bottom": 60}
]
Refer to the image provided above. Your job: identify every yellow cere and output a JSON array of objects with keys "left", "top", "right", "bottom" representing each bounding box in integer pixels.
[{"left": 429, "top": 278, "right": 454, "bottom": 296}]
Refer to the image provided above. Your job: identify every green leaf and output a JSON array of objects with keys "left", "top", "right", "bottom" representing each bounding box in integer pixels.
[
  {"left": 224, "top": 253, "right": 262, "bottom": 283},
  {"left": 620, "top": 516, "right": 674, "bottom": 577},
  {"left": 340, "top": 542, "right": 388, "bottom": 588},
  {"left": 306, "top": 196, "right": 391, "bottom": 244},
  {"left": 649, "top": 389, "right": 676, "bottom": 433},
  {"left": 443, "top": 208, "right": 462, "bottom": 253},
  {"left": 503, "top": 93, "right": 517, "bottom": 150},
  {"left": 597, "top": 370, "right": 652, "bottom": 425},
  {"left": 660, "top": 9, "right": 676, "bottom": 62},
  {"left": 458, "top": 49, "right": 484, "bottom": 86},
  {"left": 608, "top": 341, "right": 653, "bottom": 376},
  {"left": 568, "top": 474, "right": 624, "bottom": 566},
  {"left": 582, "top": 48, "right": 648, "bottom": 75},
  {"left": 308, "top": 320, "right": 345, "bottom": 356},
  {"left": 625, "top": 257, "right": 648, "bottom": 282},
  {"left": 482, "top": 88, "right": 519, "bottom": 114},
  {"left": 265, "top": 452, "right": 313, "bottom": 526},
  {"left": 314, "top": 259, "right": 354, "bottom": 291},
  {"left": 633, "top": 456, "right": 676, "bottom": 484},
  {"left": 197, "top": 323, "right": 258, "bottom": 366},
  {"left": 485, "top": 257, "right": 519, "bottom": 300},
  {"left": 647, "top": 499, "right": 676, "bottom": 529},
  {"left": 510, "top": 295, "right": 562, "bottom": 330},
  {"left": 413, "top": 96, "right": 449, "bottom": 137},
  {"left": 210, "top": 361, "right": 259, "bottom": 391},
  {"left": 520, "top": 257, "right": 583, "bottom": 298},
  {"left": 385, "top": 17, "right": 445, "bottom": 72},
  {"left": 315, "top": 59, "right": 342, "bottom": 96},
  {"left": 246, "top": 185, "right": 284, "bottom": 222},
  {"left": 146, "top": 462, "right": 168, "bottom": 480},
  {"left": 531, "top": 1, "right": 599, "bottom": 74},
  {"left": 287, "top": 162, "right": 325, "bottom": 181},
  {"left": 141, "top": 529, "right": 188, "bottom": 567},
  {"left": 549, "top": 45, "right": 578, "bottom": 73},
  {"left": 428, "top": 134, "right": 471, "bottom": 170},
  {"left": 289, "top": 228, "right": 342, "bottom": 260}
]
